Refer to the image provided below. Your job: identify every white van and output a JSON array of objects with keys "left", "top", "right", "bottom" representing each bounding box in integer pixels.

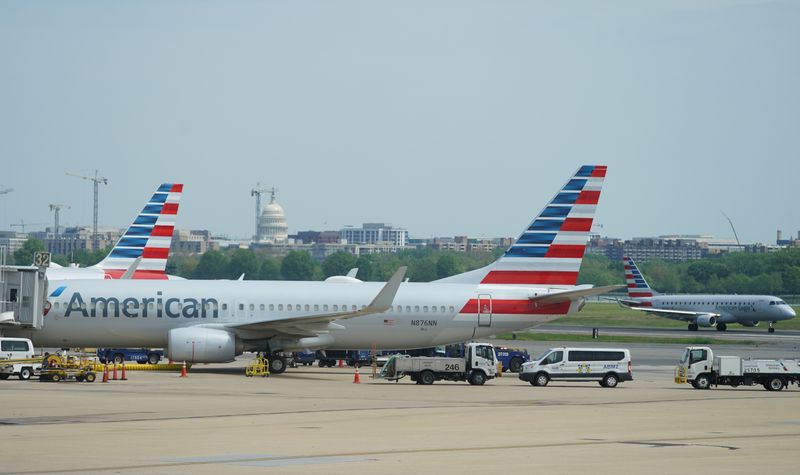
[
  {"left": 518, "top": 347, "right": 633, "bottom": 388},
  {"left": 0, "top": 337, "right": 40, "bottom": 380}
]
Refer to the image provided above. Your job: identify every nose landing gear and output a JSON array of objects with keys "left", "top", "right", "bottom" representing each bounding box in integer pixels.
[{"left": 768, "top": 322, "right": 776, "bottom": 333}]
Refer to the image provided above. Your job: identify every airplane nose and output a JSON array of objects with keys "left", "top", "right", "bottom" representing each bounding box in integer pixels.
[{"left": 788, "top": 306, "right": 797, "bottom": 318}]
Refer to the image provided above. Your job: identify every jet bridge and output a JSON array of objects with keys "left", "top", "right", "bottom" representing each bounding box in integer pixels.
[{"left": 0, "top": 265, "right": 47, "bottom": 331}]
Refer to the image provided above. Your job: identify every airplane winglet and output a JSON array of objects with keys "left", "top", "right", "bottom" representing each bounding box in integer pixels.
[
  {"left": 120, "top": 257, "right": 143, "bottom": 280},
  {"left": 366, "top": 266, "right": 407, "bottom": 313},
  {"left": 346, "top": 268, "right": 359, "bottom": 278}
]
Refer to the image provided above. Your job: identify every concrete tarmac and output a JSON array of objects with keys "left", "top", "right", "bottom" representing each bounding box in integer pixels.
[{"left": 1, "top": 355, "right": 799, "bottom": 474}]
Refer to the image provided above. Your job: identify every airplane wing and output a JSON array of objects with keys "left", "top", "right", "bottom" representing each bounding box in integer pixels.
[
  {"left": 529, "top": 285, "right": 624, "bottom": 305},
  {"left": 625, "top": 306, "right": 720, "bottom": 322},
  {"left": 224, "top": 266, "right": 407, "bottom": 336}
]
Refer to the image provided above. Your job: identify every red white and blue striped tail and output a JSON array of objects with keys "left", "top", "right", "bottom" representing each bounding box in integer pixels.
[
  {"left": 95, "top": 183, "right": 183, "bottom": 280},
  {"left": 623, "top": 256, "right": 657, "bottom": 298},
  {"left": 436, "top": 165, "right": 606, "bottom": 287}
]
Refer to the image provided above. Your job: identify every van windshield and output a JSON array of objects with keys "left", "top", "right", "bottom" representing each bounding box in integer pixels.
[{"left": 533, "top": 350, "right": 551, "bottom": 362}]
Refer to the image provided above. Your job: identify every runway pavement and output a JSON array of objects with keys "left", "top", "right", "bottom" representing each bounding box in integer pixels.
[{"left": 1, "top": 354, "right": 799, "bottom": 474}]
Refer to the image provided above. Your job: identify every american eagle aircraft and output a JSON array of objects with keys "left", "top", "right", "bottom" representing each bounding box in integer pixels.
[
  {"left": 46, "top": 183, "right": 184, "bottom": 280},
  {"left": 11, "top": 166, "right": 617, "bottom": 374},
  {"left": 619, "top": 256, "right": 795, "bottom": 332}
]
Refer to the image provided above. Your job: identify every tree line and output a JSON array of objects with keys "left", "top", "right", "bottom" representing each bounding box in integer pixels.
[
  {"left": 8, "top": 238, "right": 800, "bottom": 295},
  {"left": 578, "top": 249, "right": 800, "bottom": 295}
]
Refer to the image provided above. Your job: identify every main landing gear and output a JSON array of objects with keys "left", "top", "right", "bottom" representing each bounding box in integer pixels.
[
  {"left": 268, "top": 352, "right": 287, "bottom": 374},
  {"left": 716, "top": 323, "right": 727, "bottom": 332},
  {"left": 688, "top": 323, "right": 699, "bottom": 331}
]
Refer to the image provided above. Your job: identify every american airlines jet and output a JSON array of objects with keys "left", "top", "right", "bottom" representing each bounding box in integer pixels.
[
  {"left": 12, "top": 166, "right": 617, "bottom": 374},
  {"left": 619, "top": 256, "right": 795, "bottom": 332},
  {"left": 45, "top": 183, "right": 184, "bottom": 280}
]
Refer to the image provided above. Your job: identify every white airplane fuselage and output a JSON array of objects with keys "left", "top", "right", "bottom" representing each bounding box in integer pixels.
[
  {"left": 639, "top": 294, "right": 795, "bottom": 325},
  {"left": 10, "top": 278, "right": 578, "bottom": 350}
]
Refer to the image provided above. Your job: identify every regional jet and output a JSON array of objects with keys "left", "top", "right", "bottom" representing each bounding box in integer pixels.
[
  {"left": 619, "top": 256, "right": 795, "bottom": 332},
  {"left": 11, "top": 166, "right": 618, "bottom": 373}
]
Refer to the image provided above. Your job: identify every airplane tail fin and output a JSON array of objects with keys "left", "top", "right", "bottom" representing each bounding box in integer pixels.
[
  {"left": 623, "top": 256, "right": 658, "bottom": 298},
  {"left": 94, "top": 183, "right": 183, "bottom": 279},
  {"left": 436, "top": 165, "right": 606, "bottom": 287}
]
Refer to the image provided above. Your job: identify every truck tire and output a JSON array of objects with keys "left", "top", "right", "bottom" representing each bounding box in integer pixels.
[
  {"left": 113, "top": 353, "right": 124, "bottom": 365},
  {"left": 419, "top": 370, "right": 435, "bottom": 385},
  {"left": 19, "top": 367, "right": 33, "bottom": 381},
  {"left": 600, "top": 373, "right": 619, "bottom": 388},
  {"left": 694, "top": 374, "right": 711, "bottom": 390},
  {"left": 767, "top": 377, "right": 784, "bottom": 391},
  {"left": 468, "top": 371, "right": 486, "bottom": 386},
  {"left": 508, "top": 357, "right": 523, "bottom": 373},
  {"left": 51, "top": 373, "right": 62, "bottom": 382},
  {"left": 85, "top": 372, "right": 96, "bottom": 383},
  {"left": 533, "top": 372, "right": 549, "bottom": 387},
  {"left": 147, "top": 353, "right": 160, "bottom": 365}
]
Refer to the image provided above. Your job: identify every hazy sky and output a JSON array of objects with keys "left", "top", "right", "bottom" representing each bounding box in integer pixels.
[{"left": 1, "top": 1, "right": 797, "bottom": 243}]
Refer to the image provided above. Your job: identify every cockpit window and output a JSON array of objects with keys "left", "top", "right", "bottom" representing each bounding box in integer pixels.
[{"left": 770, "top": 301, "right": 775, "bottom": 305}]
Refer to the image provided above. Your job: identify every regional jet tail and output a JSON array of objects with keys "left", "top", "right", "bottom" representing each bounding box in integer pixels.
[
  {"left": 31, "top": 166, "right": 620, "bottom": 374},
  {"left": 617, "top": 256, "right": 795, "bottom": 332},
  {"left": 46, "top": 183, "right": 184, "bottom": 280}
]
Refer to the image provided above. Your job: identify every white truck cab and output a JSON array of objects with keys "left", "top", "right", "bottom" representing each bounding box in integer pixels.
[
  {"left": 676, "top": 346, "right": 800, "bottom": 391},
  {"left": 519, "top": 347, "right": 633, "bottom": 388}
]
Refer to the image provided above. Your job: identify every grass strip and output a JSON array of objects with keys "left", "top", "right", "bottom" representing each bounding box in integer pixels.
[{"left": 495, "top": 332, "right": 756, "bottom": 346}]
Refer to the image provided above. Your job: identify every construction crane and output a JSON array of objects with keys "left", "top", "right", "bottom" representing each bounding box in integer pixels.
[
  {"left": 250, "top": 183, "right": 275, "bottom": 240},
  {"left": 66, "top": 170, "right": 107, "bottom": 249},
  {"left": 48, "top": 204, "right": 70, "bottom": 236},
  {"left": 10, "top": 220, "right": 47, "bottom": 233}
]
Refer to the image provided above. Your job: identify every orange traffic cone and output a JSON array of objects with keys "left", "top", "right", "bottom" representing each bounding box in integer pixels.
[
  {"left": 112, "top": 364, "right": 118, "bottom": 380},
  {"left": 102, "top": 364, "right": 109, "bottom": 383},
  {"left": 338, "top": 359, "right": 343, "bottom": 368},
  {"left": 121, "top": 363, "right": 127, "bottom": 381},
  {"left": 180, "top": 361, "right": 188, "bottom": 378},
  {"left": 353, "top": 365, "right": 360, "bottom": 384}
]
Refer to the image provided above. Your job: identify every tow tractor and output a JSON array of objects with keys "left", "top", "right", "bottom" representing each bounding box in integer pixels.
[{"left": 39, "top": 354, "right": 97, "bottom": 383}]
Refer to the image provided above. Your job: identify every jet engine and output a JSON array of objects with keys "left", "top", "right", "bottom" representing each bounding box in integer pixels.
[
  {"left": 167, "top": 327, "right": 243, "bottom": 363},
  {"left": 695, "top": 315, "right": 717, "bottom": 327}
]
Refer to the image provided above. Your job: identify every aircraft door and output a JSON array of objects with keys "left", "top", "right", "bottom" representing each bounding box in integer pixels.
[{"left": 477, "top": 294, "right": 492, "bottom": 327}]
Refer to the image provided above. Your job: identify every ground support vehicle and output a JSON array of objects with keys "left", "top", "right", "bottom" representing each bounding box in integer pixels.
[
  {"left": 39, "top": 354, "right": 96, "bottom": 383},
  {"left": 1, "top": 337, "right": 40, "bottom": 380},
  {"left": 245, "top": 355, "right": 270, "bottom": 377},
  {"left": 446, "top": 344, "right": 529, "bottom": 372},
  {"left": 675, "top": 346, "right": 800, "bottom": 391},
  {"left": 519, "top": 347, "right": 633, "bottom": 388},
  {"left": 97, "top": 348, "right": 163, "bottom": 365},
  {"left": 292, "top": 351, "right": 316, "bottom": 366},
  {"left": 0, "top": 357, "right": 42, "bottom": 381},
  {"left": 379, "top": 342, "right": 498, "bottom": 385}
]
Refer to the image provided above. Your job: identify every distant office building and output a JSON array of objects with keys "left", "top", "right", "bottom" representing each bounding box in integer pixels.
[
  {"left": 340, "top": 223, "right": 408, "bottom": 247},
  {"left": 0, "top": 231, "right": 27, "bottom": 258},
  {"left": 172, "top": 229, "right": 217, "bottom": 254},
  {"left": 292, "top": 230, "right": 341, "bottom": 245},
  {"left": 33, "top": 226, "right": 116, "bottom": 256},
  {"left": 429, "top": 236, "right": 512, "bottom": 253}
]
